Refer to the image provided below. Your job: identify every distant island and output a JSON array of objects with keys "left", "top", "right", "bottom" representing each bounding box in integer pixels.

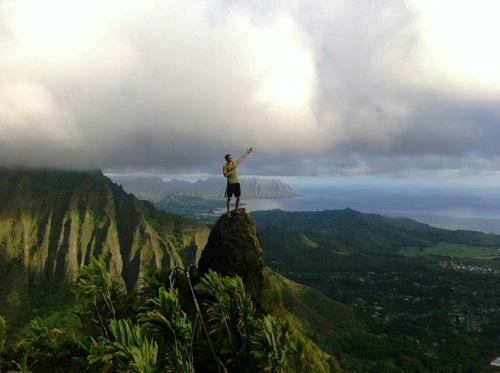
[{"left": 109, "top": 175, "right": 297, "bottom": 202}]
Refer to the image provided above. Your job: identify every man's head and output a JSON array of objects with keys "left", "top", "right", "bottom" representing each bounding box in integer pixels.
[{"left": 225, "top": 154, "right": 232, "bottom": 162}]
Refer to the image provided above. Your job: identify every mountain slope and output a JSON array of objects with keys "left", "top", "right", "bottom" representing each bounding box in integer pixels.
[
  {"left": 251, "top": 209, "right": 500, "bottom": 371},
  {"left": 0, "top": 168, "right": 209, "bottom": 329},
  {"left": 251, "top": 208, "right": 500, "bottom": 255},
  {"left": 262, "top": 269, "right": 365, "bottom": 360}
]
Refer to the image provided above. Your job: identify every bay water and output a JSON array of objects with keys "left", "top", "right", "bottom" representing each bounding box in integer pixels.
[{"left": 227, "top": 184, "right": 500, "bottom": 234}]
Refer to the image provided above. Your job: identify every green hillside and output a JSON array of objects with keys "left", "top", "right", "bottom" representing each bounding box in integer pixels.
[
  {"left": 252, "top": 209, "right": 500, "bottom": 371},
  {"left": 252, "top": 208, "right": 500, "bottom": 253},
  {"left": 0, "top": 168, "right": 209, "bottom": 333},
  {"left": 262, "top": 270, "right": 362, "bottom": 353}
]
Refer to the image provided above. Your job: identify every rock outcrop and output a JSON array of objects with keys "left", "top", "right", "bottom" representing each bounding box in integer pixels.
[
  {"left": 197, "top": 209, "right": 264, "bottom": 303},
  {"left": 196, "top": 209, "right": 341, "bottom": 372}
]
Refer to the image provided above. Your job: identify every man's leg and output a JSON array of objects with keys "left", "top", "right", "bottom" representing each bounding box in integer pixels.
[
  {"left": 226, "top": 197, "right": 232, "bottom": 216},
  {"left": 233, "top": 183, "right": 242, "bottom": 214}
]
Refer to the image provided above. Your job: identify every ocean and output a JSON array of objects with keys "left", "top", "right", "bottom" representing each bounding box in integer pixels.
[{"left": 236, "top": 184, "right": 500, "bottom": 234}]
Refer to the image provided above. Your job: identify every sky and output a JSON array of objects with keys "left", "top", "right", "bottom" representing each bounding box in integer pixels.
[{"left": 1, "top": 0, "right": 500, "bottom": 181}]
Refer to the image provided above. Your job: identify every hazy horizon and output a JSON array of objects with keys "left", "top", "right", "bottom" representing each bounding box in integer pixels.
[{"left": 105, "top": 170, "right": 500, "bottom": 233}]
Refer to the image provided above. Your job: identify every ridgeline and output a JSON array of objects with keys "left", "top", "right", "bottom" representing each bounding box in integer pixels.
[{"left": 0, "top": 168, "right": 209, "bottom": 331}]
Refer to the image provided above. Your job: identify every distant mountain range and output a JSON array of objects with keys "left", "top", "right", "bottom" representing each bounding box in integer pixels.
[{"left": 109, "top": 175, "right": 297, "bottom": 201}]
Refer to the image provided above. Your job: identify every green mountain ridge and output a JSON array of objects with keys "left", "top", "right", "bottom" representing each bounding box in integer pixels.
[
  {"left": 252, "top": 208, "right": 500, "bottom": 254},
  {"left": 251, "top": 209, "right": 500, "bottom": 371},
  {"left": 0, "top": 168, "right": 209, "bottom": 331}
]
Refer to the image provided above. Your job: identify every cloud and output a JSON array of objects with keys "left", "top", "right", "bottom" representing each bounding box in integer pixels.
[
  {"left": 0, "top": 81, "right": 83, "bottom": 165},
  {"left": 0, "top": 0, "right": 499, "bottom": 175}
]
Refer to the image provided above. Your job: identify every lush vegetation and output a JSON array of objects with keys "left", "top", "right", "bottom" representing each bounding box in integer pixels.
[
  {"left": 0, "top": 168, "right": 209, "bottom": 336},
  {"left": 0, "top": 259, "right": 329, "bottom": 372},
  {"left": 252, "top": 209, "right": 500, "bottom": 371}
]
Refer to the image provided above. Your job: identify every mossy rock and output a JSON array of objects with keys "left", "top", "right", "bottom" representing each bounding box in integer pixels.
[{"left": 198, "top": 209, "right": 264, "bottom": 304}]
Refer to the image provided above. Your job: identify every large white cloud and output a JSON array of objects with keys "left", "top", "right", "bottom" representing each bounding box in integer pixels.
[{"left": 0, "top": 0, "right": 499, "bottom": 174}]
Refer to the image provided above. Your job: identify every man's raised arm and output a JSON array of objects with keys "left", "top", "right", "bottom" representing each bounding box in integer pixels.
[{"left": 235, "top": 147, "right": 253, "bottom": 165}]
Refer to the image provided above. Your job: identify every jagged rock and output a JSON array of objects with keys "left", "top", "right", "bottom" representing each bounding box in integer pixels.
[{"left": 197, "top": 209, "right": 264, "bottom": 303}]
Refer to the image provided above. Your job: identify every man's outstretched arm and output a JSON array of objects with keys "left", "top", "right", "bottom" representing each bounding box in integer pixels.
[
  {"left": 235, "top": 147, "right": 253, "bottom": 165},
  {"left": 223, "top": 148, "right": 253, "bottom": 175}
]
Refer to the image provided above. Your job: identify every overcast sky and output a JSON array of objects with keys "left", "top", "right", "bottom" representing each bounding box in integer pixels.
[{"left": 1, "top": 0, "right": 499, "bottom": 179}]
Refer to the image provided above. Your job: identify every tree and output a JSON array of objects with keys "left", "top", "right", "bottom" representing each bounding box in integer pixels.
[
  {"left": 251, "top": 315, "right": 301, "bottom": 373},
  {"left": 139, "top": 287, "right": 194, "bottom": 372},
  {"left": 72, "top": 257, "right": 124, "bottom": 338},
  {"left": 196, "top": 270, "right": 256, "bottom": 368},
  {"left": 10, "top": 317, "right": 78, "bottom": 372},
  {"left": 88, "top": 319, "right": 158, "bottom": 373}
]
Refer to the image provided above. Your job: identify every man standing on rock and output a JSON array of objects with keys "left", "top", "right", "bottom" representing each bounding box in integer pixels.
[{"left": 223, "top": 147, "right": 253, "bottom": 216}]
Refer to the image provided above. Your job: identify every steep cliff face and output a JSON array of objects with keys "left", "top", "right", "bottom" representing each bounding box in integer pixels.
[{"left": 0, "top": 168, "right": 209, "bottom": 306}]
